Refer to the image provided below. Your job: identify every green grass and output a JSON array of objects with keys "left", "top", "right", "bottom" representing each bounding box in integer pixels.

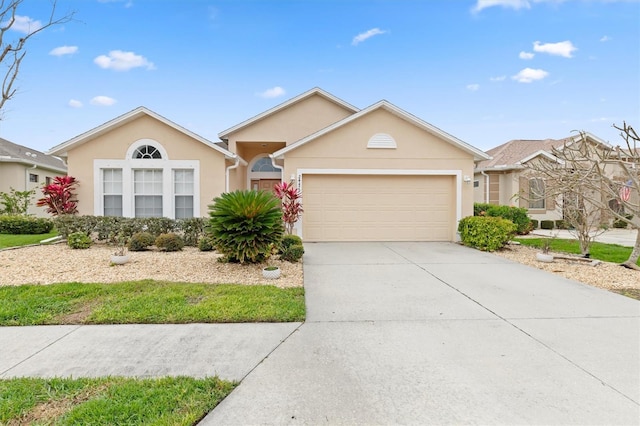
[
  {"left": 0, "top": 376, "right": 235, "bottom": 425},
  {"left": 612, "top": 288, "right": 640, "bottom": 300},
  {"left": 514, "top": 237, "right": 640, "bottom": 266},
  {"left": 0, "top": 230, "right": 59, "bottom": 249},
  {"left": 0, "top": 280, "right": 306, "bottom": 326}
]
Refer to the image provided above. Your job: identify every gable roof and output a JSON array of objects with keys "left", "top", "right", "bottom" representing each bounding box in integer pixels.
[
  {"left": 271, "top": 100, "right": 490, "bottom": 161},
  {"left": 476, "top": 132, "right": 613, "bottom": 172},
  {"left": 0, "top": 137, "right": 67, "bottom": 172},
  {"left": 217, "top": 87, "right": 360, "bottom": 140},
  {"left": 47, "top": 107, "right": 238, "bottom": 160}
]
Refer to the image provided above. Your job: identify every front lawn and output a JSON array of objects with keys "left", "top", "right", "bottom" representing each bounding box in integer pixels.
[
  {"left": 0, "top": 376, "right": 235, "bottom": 425},
  {"left": 0, "top": 280, "right": 305, "bottom": 326},
  {"left": 514, "top": 238, "right": 640, "bottom": 266},
  {"left": 0, "top": 230, "right": 59, "bottom": 249}
]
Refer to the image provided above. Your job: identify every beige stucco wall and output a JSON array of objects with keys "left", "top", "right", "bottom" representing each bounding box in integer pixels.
[
  {"left": 66, "top": 114, "right": 226, "bottom": 217},
  {"left": 224, "top": 94, "right": 354, "bottom": 153},
  {"left": 0, "top": 162, "right": 65, "bottom": 217},
  {"left": 282, "top": 108, "right": 476, "bottom": 222}
]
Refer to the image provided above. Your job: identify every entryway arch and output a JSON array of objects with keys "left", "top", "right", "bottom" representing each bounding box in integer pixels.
[{"left": 247, "top": 154, "right": 281, "bottom": 191}]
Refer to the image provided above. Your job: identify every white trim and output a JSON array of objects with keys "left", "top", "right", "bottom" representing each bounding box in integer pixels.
[
  {"left": 125, "top": 139, "right": 169, "bottom": 160},
  {"left": 218, "top": 88, "right": 359, "bottom": 139},
  {"left": 295, "top": 168, "right": 463, "bottom": 240},
  {"left": 273, "top": 101, "right": 490, "bottom": 161},
  {"left": 517, "top": 150, "right": 564, "bottom": 165}
]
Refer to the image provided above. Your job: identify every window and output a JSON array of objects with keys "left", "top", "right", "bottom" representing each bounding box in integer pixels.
[
  {"left": 45, "top": 177, "right": 52, "bottom": 185},
  {"left": 133, "top": 145, "right": 162, "bottom": 159},
  {"left": 251, "top": 157, "right": 279, "bottom": 172},
  {"left": 529, "top": 178, "right": 545, "bottom": 209},
  {"left": 29, "top": 174, "right": 38, "bottom": 183},
  {"left": 174, "top": 169, "right": 194, "bottom": 219},
  {"left": 103, "top": 169, "right": 123, "bottom": 216},
  {"left": 473, "top": 180, "right": 479, "bottom": 188},
  {"left": 134, "top": 169, "right": 163, "bottom": 217}
]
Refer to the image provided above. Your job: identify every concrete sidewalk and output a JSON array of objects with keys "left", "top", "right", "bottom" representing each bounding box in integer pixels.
[{"left": 530, "top": 228, "right": 637, "bottom": 247}]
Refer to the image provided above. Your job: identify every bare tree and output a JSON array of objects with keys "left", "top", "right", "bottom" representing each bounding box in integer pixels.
[
  {"left": 0, "top": 0, "right": 74, "bottom": 112},
  {"left": 524, "top": 124, "right": 639, "bottom": 270}
]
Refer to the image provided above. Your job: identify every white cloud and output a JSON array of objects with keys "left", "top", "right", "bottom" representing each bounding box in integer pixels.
[
  {"left": 490, "top": 75, "right": 506, "bottom": 82},
  {"left": 258, "top": 86, "right": 286, "bottom": 99},
  {"left": 467, "top": 84, "right": 480, "bottom": 91},
  {"left": 68, "top": 99, "right": 83, "bottom": 108},
  {"left": 600, "top": 35, "right": 611, "bottom": 42},
  {"left": 472, "top": 0, "right": 531, "bottom": 13},
  {"left": 533, "top": 40, "right": 577, "bottom": 57},
  {"left": 5, "top": 15, "right": 42, "bottom": 34},
  {"left": 519, "top": 51, "right": 534, "bottom": 59},
  {"left": 90, "top": 96, "right": 117, "bottom": 106},
  {"left": 94, "top": 50, "right": 155, "bottom": 71},
  {"left": 512, "top": 67, "right": 549, "bottom": 83},
  {"left": 352, "top": 28, "right": 387, "bottom": 46},
  {"left": 49, "top": 45, "right": 78, "bottom": 56}
]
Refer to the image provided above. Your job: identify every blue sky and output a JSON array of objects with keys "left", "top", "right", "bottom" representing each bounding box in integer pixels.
[{"left": 0, "top": 0, "right": 638, "bottom": 154}]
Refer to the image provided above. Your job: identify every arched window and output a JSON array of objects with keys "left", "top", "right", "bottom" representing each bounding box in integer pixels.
[
  {"left": 251, "top": 157, "right": 278, "bottom": 172},
  {"left": 133, "top": 145, "right": 162, "bottom": 159}
]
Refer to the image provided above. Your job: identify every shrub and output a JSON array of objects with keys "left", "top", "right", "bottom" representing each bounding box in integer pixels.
[
  {"left": 280, "top": 244, "right": 304, "bottom": 262},
  {"left": 530, "top": 219, "right": 539, "bottom": 229},
  {"left": 198, "top": 236, "right": 215, "bottom": 252},
  {"left": 274, "top": 181, "right": 303, "bottom": 235},
  {"left": 457, "top": 216, "right": 517, "bottom": 252},
  {"left": 67, "top": 231, "right": 92, "bottom": 249},
  {"left": 128, "top": 232, "right": 156, "bottom": 251},
  {"left": 0, "top": 215, "right": 53, "bottom": 234},
  {"left": 36, "top": 175, "right": 79, "bottom": 216},
  {"left": 279, "top": 234, "right": 303, "bottom": 252},
  {"left": 0, "top": 188, "right": 35, "bottom": 215},
  {"left": 613, "top": 214, "right": 633, "bottom": 229},
  {"left": 141, "top": 217, "right": 176, "bottom": 238},
  {"left": 555, "top": 220, "right": 568, "bottom": 230},
  {"left": 207, "top": 190, "right": 284, "bottom": 263},
  {"left": 540, "top": 220, "right": 554, "bottom": 230},
  {"left": 155, "top": 233, "right": 184, "bottom": 252},
  {"left": 177, "top": 217, "right": 207, "bottom": 246},
  {"left": 484, "top": 205, "right": 531, "bottom": 235},
  {"left": 473, "top": 203, "right": 494, "bottom": 216}
]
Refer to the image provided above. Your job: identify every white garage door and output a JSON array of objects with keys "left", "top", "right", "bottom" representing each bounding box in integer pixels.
[{"left": 302, "top": 174, "right": 455, "bottom": 242}]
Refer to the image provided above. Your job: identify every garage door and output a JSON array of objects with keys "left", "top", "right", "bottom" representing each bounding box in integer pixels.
[{"left": 302, "top": 174, "right": 455, "bottom": 242}]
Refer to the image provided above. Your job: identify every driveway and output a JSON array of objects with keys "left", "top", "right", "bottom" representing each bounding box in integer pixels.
[{"left": 202, "top": 242, "right": 640, "bottom": 425}]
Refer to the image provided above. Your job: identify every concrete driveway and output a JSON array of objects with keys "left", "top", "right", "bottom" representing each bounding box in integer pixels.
[{"left": 203, "top": 242, "right": 640, "bottom": 425}]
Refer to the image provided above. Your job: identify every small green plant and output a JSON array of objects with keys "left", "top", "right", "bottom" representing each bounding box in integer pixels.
[
  {"left": 155, "top": 233, "right": 184, "bottom": 252},
  {"left": 128, "top": 232, "right": 155, "bottom": 251},
  {"left": 67, "top": 231, "right": 92, "bottom": 249},
  {"left": 539, "top": 237, "right": 554, "bottom": 254},
  {"left": 279, "top": 234, "right": 302, "bottom": 252},
  {"left": 0, "top": 187, "right": 35, "bottom": 215},
  {"left": 280, "top": 244, "right": 304, "bottom": 262},
  {"left": 540, "top": 220, "right": 554, "bottom": 230},
  {"left": 207, "top": 190, "right": 284, "bottom": 263},
  {"left": 458, "top": 216, "right": 517, "bottom": 252},
  {"left": 555, "top": 220, "right": 568, "bottom": 229},
  {"left": 530, "top": 219, "right": 539, "bottom": 229},
  {"left": 198, "top": 236, "right": 215, "bottom": 252}
]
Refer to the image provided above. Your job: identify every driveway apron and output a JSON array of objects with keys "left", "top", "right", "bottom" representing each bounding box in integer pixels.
[{"left": 203, "top": 242, "right": 640, "bottom": 425}]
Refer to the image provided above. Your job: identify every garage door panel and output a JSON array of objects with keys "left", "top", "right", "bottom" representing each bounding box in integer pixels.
[{"left": 302, "top": 174, "right": 455, "bottom": 242}]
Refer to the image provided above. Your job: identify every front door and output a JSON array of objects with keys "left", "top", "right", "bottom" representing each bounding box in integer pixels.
[{"left": 251, "top": 179, "right": 281, "bottom": 192}]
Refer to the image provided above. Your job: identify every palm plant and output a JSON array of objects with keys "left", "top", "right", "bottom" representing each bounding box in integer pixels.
[{"left": 208, "top": 190, "right": 284, "bottom": 263}]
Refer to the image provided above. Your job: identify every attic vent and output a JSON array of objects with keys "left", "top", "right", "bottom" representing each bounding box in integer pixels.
[{"left": 367, "top": 133, "right": 397, "bottom": 149}]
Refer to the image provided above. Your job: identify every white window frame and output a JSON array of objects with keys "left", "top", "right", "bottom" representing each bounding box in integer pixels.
[
  {"left": 173, "top": 169, "right": 195, "bottom": 219},
  {"left": 102, "top": 168, "right": 123, "bottom": 217},
  {"left": 93, "top": 139, "right": 200, "bottom": 218},
  {"left": 529, "top": 178, "right": 546, "bottom": 210}
]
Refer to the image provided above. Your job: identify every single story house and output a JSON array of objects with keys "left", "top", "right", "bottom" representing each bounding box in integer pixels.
[
  {"left": 47, "top": 88, "right": 490, "bottom": 242},
  {"left": 0, "top": 138, "right": 67, "bottom": 217},
  {"left": 473, "top": 132, "right": 634, "bottom": 222}
]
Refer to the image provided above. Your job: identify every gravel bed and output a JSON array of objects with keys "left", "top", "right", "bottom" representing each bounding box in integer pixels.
[
  {"left": 494, "top": 243, "right": 639, "bottom": 291},
  {"left": 0, "top": 243, "right": 303, "bottom": 288}
]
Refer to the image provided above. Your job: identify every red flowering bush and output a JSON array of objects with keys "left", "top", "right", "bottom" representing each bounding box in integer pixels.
[
  {"left": 273, "top": 181, "right": 303, "bottom": 235},
  {"left": 37, "top": 176, "right": 79, "bottom": 216}
]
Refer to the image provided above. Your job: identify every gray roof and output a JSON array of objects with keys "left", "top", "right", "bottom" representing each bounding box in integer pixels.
[
  {"left": 0, "top": 137, "right": 67, "bottom": 172},
  {"left": 476, "top": 137, "right": 571, "bottom": 171}
]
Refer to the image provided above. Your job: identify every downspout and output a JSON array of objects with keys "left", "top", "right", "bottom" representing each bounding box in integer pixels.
[
  {"left": 268, "top": 153, "right": 284, "bottom": 182},
  {"left": 225, "top": 156, "right": 241, "bottom": 193},
  {"left": 481, "top": 170, "right": 489, "bottom": 203}
]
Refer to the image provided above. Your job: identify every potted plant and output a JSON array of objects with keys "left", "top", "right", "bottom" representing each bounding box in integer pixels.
[
  {"left": 110, "top": 233, "right": 130, "bottom": 265},
  {"left": 262, "top": 243, "right": 280, "bottom": 279},
  {"left": 536, "top": 238, "right": 554, "bottom": 263}
]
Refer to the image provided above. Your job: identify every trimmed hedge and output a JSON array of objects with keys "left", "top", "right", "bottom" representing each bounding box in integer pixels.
[
  {"left": 540, "top": 220, "right": 554, "bottom": 230},
  {"left": 0, "top": 215, "right": 53, "bottom": 235},
  {"left": 155, "top": 233, "right": 184, "bottom": 252},
  {"left": 458, "top": 216, "right": 517, "bottom": 252},
  {"left": 530, "top": 219, "right": 539, "bottom": 229}
]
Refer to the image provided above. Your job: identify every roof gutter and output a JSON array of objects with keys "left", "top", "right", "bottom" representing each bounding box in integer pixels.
[{"left": 224, "top": 155, "right": 247, "bottom": 193}]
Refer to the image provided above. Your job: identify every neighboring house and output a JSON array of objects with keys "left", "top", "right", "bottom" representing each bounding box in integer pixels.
[
  {"left": 47, "top": 88, "right": 490, "bottom": 242},
  {"left": 473, "top": 133, "right": 630, "bottom": 222},
  {"left": 0, "top": 138, "right": 67, "bottom": 217}
]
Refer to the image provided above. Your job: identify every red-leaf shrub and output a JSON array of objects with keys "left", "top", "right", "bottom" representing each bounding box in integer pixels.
[
  {"left": 37, "top": 176, "right": 79, "bottom": 216},
  {"left": 273, "top": 181, "right": 303, "bottom": 235}
]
